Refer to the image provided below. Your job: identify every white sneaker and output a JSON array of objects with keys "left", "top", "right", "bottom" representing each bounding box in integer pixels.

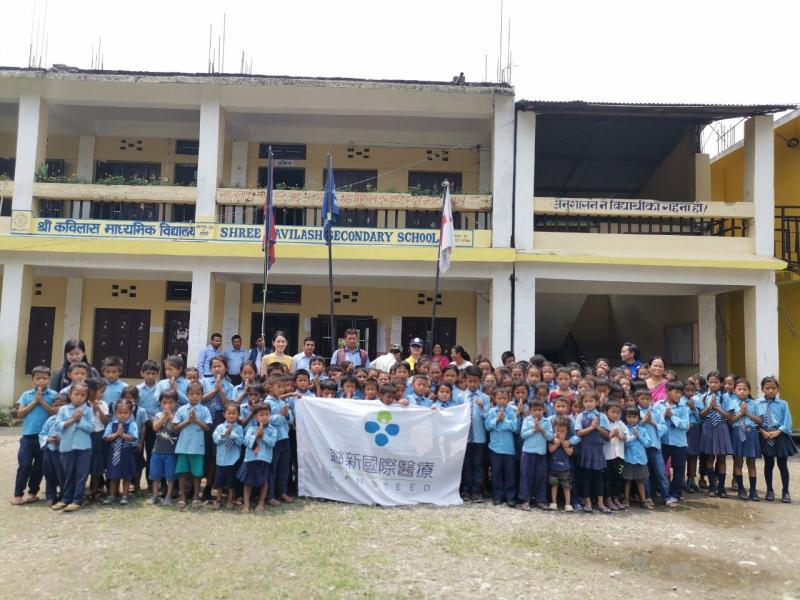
[
  {"left": 549, "top": 503, "right": 558, "bottom": 511},
  {"left": 564, "top": 504, "right": 574, "bottom": 512}
]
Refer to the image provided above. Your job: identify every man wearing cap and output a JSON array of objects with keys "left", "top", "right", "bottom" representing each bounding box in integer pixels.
[
  {"left": 403, "top": 338, "right": 425, "bottom": 374},
  {"left": 373, "top": 344, "right": 402, "bottom": 373}
]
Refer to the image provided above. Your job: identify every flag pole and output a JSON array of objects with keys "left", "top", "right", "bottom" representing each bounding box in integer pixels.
[
  {"left": 427, "top": 180, "right": 448, "bottom": 358},
  {"left": 326, "top": 153, "right": 337, "bottom": 358},
  {"left": 260, "top": 147, "right": 273, "bottom": 344}
]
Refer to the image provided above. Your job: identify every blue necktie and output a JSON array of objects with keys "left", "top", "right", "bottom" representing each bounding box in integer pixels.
[
  {"left": 762, "top": 402, "right": 776, "bottom": 447},
  {"left": 468, "top": 393, "right": 476, "bottom": 442},
  {"left": 707, "top": 394, "right": 722, "bottom": 426}
]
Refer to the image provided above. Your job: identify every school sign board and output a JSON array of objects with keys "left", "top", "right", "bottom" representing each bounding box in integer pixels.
[{"left": 296, "top": 397, "right": 469, "bottom": 506}]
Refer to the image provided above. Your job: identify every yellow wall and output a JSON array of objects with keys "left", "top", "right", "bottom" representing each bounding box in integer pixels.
[
  {"left": 721, "top": 290, "right": 746, "bottom": 377},
  {"left": 778, "top": 283, "right": 800, "bottom": 422},
  {"left": 0, "top": 132, "right": 15, "bottom": 157},
  {"left": 237, "top": 283, "right": 477, "bottom": 356},
  {"left": 710, "top": 149, "right": 744, "bottom": 202},
  {"left": 773, "top": 118, "right": 800, "bottom": 206},
  {"left": 244, "top": 143, "right": 479, "bottom": 193}
]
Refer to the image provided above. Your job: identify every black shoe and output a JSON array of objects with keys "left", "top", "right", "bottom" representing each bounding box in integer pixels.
[
  {"left": 492, "top": 498, "right": 502, "bottom": 505},
  {"left": 765, "top": 490, "right": 775, "bottom": 502},
  {"left": 707, "top": 491, "right": 718, "bottom": 498},
  {"left": 688, "top": 482, "right": 700, "bottom": 493},
  {"left": 507, "top": 500, "right": 517, "bottom": 508},
  {"left": 782, "top": 492, "right": 792, "bottom": 504},
  {"left": 749, "top": 491, "right": 761, "bottom": 502},
  {"left": 718, "top": 490, "right": 729, "bottom": 499},
  {"left": 738, "top": 489, "right": 749, "bottom": 501},
  {"left": 698, "top": 478, "right": 709, "bottom": 489},
  {"left": 460, "top": 492, "right": 470, "bottom": 501},
  {"left": 471, "top": 493, "right": 484, "bottom": 503}
]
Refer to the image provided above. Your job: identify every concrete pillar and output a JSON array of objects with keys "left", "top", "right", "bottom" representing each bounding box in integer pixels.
[
  {"left": 222, "top": 281, "right": 241, "bottom": 346},
  {"left": 478, "top": 147, "right": 492, "bottom": 194},
  {"left": 513, "top": 265, "right": 536, "bottom": 360},
  {"left": 187, "top": 268, "right": 216, "bottom": 372},
  {"left": 63, "top": 277, "right": 83, "bottom": 343},
  {"left": 514, "top": 110, "right": 536, "bottom": 251},
  {"left": 694, "top": 153, "right": 711, "bottom": 203},
  {"left": 491, "top": 94, "right": 514, "bottom": 248},
  {"left": 230, "top": 141, "right": 248, "bottom": 187},
  {"left": 76, "top": 136, "right": 95, "bottom": 217},
  {"left": 697, "top": 293, "right": 717, "bottom": 375},
  {"left": 743, "top": 115, "right": 775, "bottom": 257},
  {"left": 743, "top": 272, "right": 779, "bottom": 384},
  {"left": 196, "top": 99, "right": 225, "bottom": 220},
  {"left": 475, "top": 286, "right": 490, "bottom": 357},
  {"left": 489, "top": 267, "right": 513, "bottom": 364},
  {"left": 12, "top": 94, "right": 48, "bottom": 213},
  {"left": 0, "top": 262, "right": 33, "bottom": 403}
]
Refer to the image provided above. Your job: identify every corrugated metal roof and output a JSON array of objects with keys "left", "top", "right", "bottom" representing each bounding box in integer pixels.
[{"left": 517, "top": 100, "right": 796, "bottom": 120}]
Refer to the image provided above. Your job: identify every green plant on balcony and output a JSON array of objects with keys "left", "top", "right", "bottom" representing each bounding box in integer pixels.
[
  {"left": 0, "top": 173, "right": 11, "bottom": 181},
  {"left": 95, "top": 175, "right": 164, "bottom": 186},
  {"left": 34, "top": 163, "right": 89, "bottom": 184}
]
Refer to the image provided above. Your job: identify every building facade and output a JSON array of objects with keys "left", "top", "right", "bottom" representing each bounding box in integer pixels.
[{"left": 0, "top": 67, "right": 790, "bottom": 402}]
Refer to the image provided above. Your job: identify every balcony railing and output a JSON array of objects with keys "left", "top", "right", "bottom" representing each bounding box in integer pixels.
[
  {"left": 776, "top": 205, "right": 800, "bottom": 271},
  {"left": 533, "top": 197, "right": 752, "bottom": 237}
]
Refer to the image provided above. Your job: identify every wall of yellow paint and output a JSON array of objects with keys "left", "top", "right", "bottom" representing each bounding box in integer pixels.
[
  {"left": 710, "top": 150, "right": 744, "bottom": 203},
  {"left": 778, "top": 282, "right": 800, "bottom": 422},
  {"left": 773, "top": 119, "right": 800, "bottom": 206},
  {"left": 237, "top": 283, "right": 477, "bottom": 357},
  {"left": 720, "top": 289, "right": 746, "bottom": 377}
]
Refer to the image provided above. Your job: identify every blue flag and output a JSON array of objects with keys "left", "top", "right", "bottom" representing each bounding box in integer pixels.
[{"left": 322, "top": 160, "right": 339, "bottom": 245}]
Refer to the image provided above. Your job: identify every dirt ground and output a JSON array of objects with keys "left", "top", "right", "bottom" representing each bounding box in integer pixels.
[{"left": 1, "top": 426, "right": 799, "bottom": 599}]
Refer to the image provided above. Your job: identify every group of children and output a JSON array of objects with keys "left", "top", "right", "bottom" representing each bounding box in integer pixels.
[{"left": 11, "top": 351, "right": 797, "bottom": 514}]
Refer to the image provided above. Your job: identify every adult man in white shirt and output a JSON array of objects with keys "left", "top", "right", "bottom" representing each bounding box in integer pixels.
[{"left": 292, "top": 337, "right": 317, "bottom": 373}]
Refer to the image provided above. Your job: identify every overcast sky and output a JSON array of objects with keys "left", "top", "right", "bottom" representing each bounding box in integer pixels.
[{"left": 1, "top": 0, "right": 798, "bottom": 104}]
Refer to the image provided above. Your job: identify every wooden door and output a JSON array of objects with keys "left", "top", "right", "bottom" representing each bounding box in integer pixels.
[
  {"left": 163, "top": 310, "right": 190, "bottom": 362},
  {"left": 401, "top": 316, "right": 457, "bottom": 355},
  {"left": 92, "top": 308, "right": 151, "bottom": 377},
  {"left": 25, "top": 307, "right": 55, "bottom": 373},
  {"left": 251, "top": 312, "right": 300, "bottom": 356}
]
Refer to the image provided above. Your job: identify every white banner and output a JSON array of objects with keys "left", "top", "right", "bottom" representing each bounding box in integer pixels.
[{"left": 296, "top": 397, "right": 469, "bottom": 506}]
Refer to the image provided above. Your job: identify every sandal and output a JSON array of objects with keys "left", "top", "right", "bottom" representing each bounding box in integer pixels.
[
  {"left": 254, "top": 505, "right": 265, "bottom": 513},
  {"left": 643, "top": 499, "right": 655, "bottom": 510},
  {"left": 10, "top": 497, "right": 25, "bottom": 506},
  {"left": 211, "top": 501, "right": 221, "bottom": 511},
  {"left": 191, "top": 500, "right": 203, "bottom": 510},
  {"left": 24, "top": 495, "right": 40, "bottom": 505},
  {"left": 176, "top": 500, "right": 186, "bottom": 509},
  {"left": 226, "top": 501, "right": 237, "bottom": 510}
]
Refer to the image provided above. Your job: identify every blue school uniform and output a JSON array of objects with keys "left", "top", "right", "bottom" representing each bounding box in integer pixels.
[
  {"left": 137, "top": 383, "right": 160, "bottom": 419},
  {"left": 485, "top": 406, "right": 518, "bottom": 455},
  {"left": 155, "top": 377, "right": 188, "bottom": 405},
  {"left": 237, "top": 423, "right": 277, "bottom": 488},
  {"left": 623, "top": 424, "right": 650, "bottom": 465},
  {"left": 575, "top": 409, "right": 609, "bottom": 471},
  {"left": 485, "top": 405, "right": 518, "bottom": 502},
  {"left": 104, "top": 418, "right": 138, "bottom": 481},
  {"left": 201, "top": 377, "right": 235, "bottom": 424},
  {"left": 728, "top": 397, "right": 762, "bottom": 458},
  {"left": 520, "top": 416, "right": 553, "bottom": 454},
  {"left": 654, "top": 400, "right": 689, "bottom": 447},
  {"left": 433, "top": 399, "right": 461, "bottom": 409},
  {"left": 697, "top": 391, "right": 733, "bottom": 455},
  {"left": 54, "top": 402, "right": 95, "bottom": 505},
  {"left": 755, "top": 397, "right": 798, "bottom": 458},
  {"left": 519, "top": 415, "right": 553, "bottom": 504},
  {"left": 458, "top": 387, "right": 489, "bottom": 495},
  {"left": 267, "top": 396, "right": 293, "bottom": 500},
  {"left": 686, "top": 394, "right": 703, "bottom": 455},
  {"left": 212, "top": 422, "right": 244, "bottom": 467},
  {"left": 407, "top": 394, "right": 432, "bottom": 408},
  {"left": 14, "top": 387, "right": 57, "bottom": 498},
  {"left": 38, "top": 415, "right": 64, "bottom": 502},
  {"left": 103, "top": 380, "right": 126, "bottom": 411},
  {"left": 172, "top": 403, "right": 213, "bottom": 455}
]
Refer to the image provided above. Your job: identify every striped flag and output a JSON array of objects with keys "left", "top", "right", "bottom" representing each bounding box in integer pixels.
[
  {"left": 262, "top": 148, "right": 277, "bottom": 268},
  {"left": 439, "top": 183, "right": 455, "bottom": 273}
]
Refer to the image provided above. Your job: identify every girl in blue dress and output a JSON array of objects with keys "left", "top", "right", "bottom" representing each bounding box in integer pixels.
[
  {"left": 756, "top": 376, "right": 797, "bottom": 503},
  {"left": 728, "top": 378, "right": 762, "bottom": 501},
  {"left": 102, "top": 400, "right": 138, "bottom": 505},
  {"left": 574, "top": 392, "right": 611, "bottom": 514},
  {"left": 698, "top": 371, "right": 732, "bottom": 498}
]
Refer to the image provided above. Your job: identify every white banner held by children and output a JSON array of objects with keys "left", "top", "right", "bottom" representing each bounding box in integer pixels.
[{"left": 296, "top": 397, "right": 469, "bottom": 506}]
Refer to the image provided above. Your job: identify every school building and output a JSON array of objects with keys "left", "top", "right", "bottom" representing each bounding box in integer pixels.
[
  {"left": 0, "top": 66, "right": 792, "bottom": 408},
  {"left": 711, "top": 109, "right": 800, "bottom": 422}
]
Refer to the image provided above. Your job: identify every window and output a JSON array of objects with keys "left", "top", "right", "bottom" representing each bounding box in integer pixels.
[
  {"left": 258, "top": 144, "right": 307, "bottom": 160},
  {"left": 166, "top": 281, "right": 192, "bottom": 301},
  {"left": 174, "top": 164, "right": 197, "bottom": 186},
  {"left": 407, "top": 171, "right": 462, "bottom": 194},
  {"left": 175, "top": 139, "right": 200, "bottom": 155},
  {"left": 323, "top": 169, "right": 378, "bottom": 228},
  {"left": 95, "top": 161, "right": 161, "bottom": 182},
  {"left": 90, "top": 202, "right": 159, "bottom": 221},
  {"left": 170, "top": 204, "right": 196, "bottom": 223},
  {"left": 0, "top": 157, "right": 14, "bottom": 178},
  {"left": 251, "top": 284, "right": 302, "bottom": 304},
  {"left": 45, "top": 159, "right": 65, "bottom": 176},
  {"left": 258, "top": 167, "right": 305, "bottom": 189},
  {"left": 39, "top": 200, "right": 65, "bottom": 218}
]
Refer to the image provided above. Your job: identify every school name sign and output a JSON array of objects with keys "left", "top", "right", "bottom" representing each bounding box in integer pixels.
[
  {"left": 296, "top": 397, "right": 469, "bottom": 506},
  {"left": 12, "top": 216, "right": 479, "bottom": 247}
]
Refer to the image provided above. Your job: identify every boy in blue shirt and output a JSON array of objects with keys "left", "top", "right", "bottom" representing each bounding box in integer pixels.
[
  {"left": 137, "top": 360, "right": 160, "bottom": 486},
  {"left": 53, "top": 381, "right": 96, "bottom": 512},
  {"left": 267, "top": 376, "right": 294, "bottom": 506},
  {"left": 518, "top": 400, "right": 553, "bottom": 510},
  {"left": 636, "top": 389, "right": 675, "bottom": 507},
  {"left": 460, "top": 366, "right": 489, "bottom": 502},
  {"left": 173, "top": 381, "right": 212, "bottom": 509},
  {"left": 404, "top": 375, "right": 432, "bottom": 407},
  {"left": 485, "top": 387, "right": 519, "bottom": 506},
  {"left": 12, "top": 366, "right": 57, "bottom": 506},
  {"left": 211, "top": 403, "right": 244, "bottom": 510},
  {"left": 101, "top": 356, "right": 126, "bottom": 410},
  {"left": 39, "top": 394, "right": 67, "bottom": 506},
  {"left": 655, "top": 380, "right": 690, "bottom": 502}
]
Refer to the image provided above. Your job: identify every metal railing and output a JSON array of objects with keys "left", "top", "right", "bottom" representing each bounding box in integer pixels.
[
  {"left": 776, "top": 205, "right": 800, "bottom": 270},
  {"left": 38, "top": 199, "right": 195, "bottom": 223},
  {"left": 534, "top": 214, "right": 749, "bottom": 237}
]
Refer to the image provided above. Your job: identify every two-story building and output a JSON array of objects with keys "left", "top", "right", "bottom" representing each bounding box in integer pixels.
[{"left": 0, "top": 66, "right": 791, "bottom": 400}]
